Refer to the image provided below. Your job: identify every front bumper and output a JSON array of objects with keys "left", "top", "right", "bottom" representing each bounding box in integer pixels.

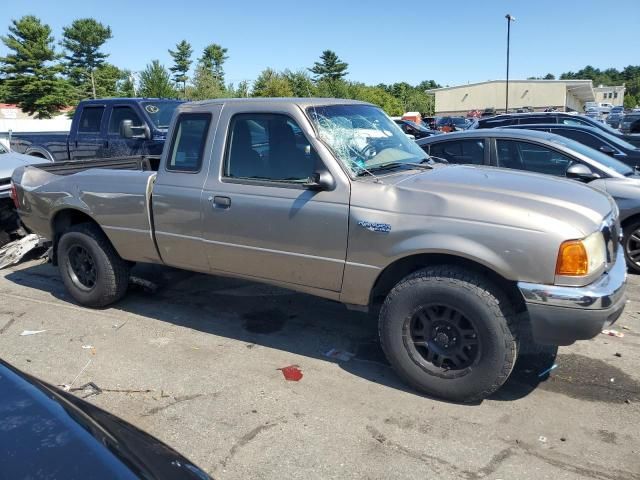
[{"left": 517, "top": 247, "right": 627, "bottom": 345}]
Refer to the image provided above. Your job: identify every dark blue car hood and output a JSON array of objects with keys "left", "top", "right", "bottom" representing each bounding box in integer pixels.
[{"left": 0, "top": 360, "right": 211, "bottom": 480}]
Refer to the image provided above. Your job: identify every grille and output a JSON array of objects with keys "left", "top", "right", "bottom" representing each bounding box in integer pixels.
[
  {"left": 601, "top": 213, "right": 620, "bottom": 268},
  {"left": 0, "top": 177, "right": 10, "bottom": 187}
]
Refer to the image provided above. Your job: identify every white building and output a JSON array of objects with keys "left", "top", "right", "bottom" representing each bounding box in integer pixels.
[
  {"left": 593, "top": 85, "right": 625, "bottom": 106},
  {"left": 428, "top": 79, "right": 597, "bottom": 115}
]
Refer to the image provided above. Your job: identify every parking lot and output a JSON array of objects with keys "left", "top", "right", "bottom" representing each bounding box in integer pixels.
[{"left": 1, "top": 258, "right": 639, "bottom": 480}]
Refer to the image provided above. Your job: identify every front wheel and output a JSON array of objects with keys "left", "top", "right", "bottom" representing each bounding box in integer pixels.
[
  {"left": 379, "top": 266, "right": 518, "bottom": 402},
  {"left": 57, "top": 223, "right": 130, "bottom": 307},
  {"left": 623, "top": 219, "right": 640, "bottom": 274}
]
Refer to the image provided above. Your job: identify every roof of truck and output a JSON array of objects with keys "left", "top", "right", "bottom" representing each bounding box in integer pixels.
[{"left": 184, "top": 97, "right": 371, "bottom": 108}]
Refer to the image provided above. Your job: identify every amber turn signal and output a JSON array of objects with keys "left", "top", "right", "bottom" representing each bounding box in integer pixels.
[{"left": 556, "top": 240, "right": 588, "bottom": 276}]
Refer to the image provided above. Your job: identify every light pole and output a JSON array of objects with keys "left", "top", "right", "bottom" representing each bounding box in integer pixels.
[{"left": 505, "top": 14, "right": 515, "bottom": 113}]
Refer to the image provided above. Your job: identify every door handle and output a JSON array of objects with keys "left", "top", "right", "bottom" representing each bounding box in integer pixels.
[{"left": 211, "top": 196, "right": 231, "bottom": 209}]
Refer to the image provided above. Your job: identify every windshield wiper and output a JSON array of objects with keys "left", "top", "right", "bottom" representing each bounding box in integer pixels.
[{"left": 364, "top": 162, "right": 433, "bottom": 174}]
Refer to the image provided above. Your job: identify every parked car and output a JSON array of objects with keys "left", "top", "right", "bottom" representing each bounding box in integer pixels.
[
  {"left": 435, "top": 116, "right": 469, "bottom": 132},
  {"left": 620, "top": 113, "right": 640, "bottom": 135},
  {"left": 393, "top": 119, "right": 440, "bottom": 139},
  {"left": 0, "top": 359, "right": 212, "bottom": 479},
  {"left": 9, "top": 98, "right": 184, "bottom": 162},
  {"left": 502, "top": 123, "right": 640, "bottom": 169},
  {"left": 480, "top": 108, "right": 496, "bottom": 117},
  {"left": 466, "top": 109, "right": 482, "bottom": 119},
  {"left": 585, "top": 109, "right": 603, "bottom": 122},
  {"left": 417, "top": 128, "right": 640, "bottom": 271},
  {"left": 0, "top": 143, "right": 52, "bottom": 246},
  {"left": 606, "top": 109, "right": 624, "bottom": 129},
  {"left": 12, "top": 98, "right": 626, "bottom": 403},
  {"left": 421, "top": 116, "right": 437, "bottom": 130},
  {"left": 473, "top": 112, "right": 640, "bottom": 147}
]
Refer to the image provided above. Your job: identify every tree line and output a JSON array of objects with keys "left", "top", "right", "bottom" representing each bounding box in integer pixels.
[{"left": 0, "top": 15, "right": 439, "bottom": 118}]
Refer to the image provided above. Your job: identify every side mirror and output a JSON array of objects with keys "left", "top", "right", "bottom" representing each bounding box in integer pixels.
[
  {"left": 303, "top": 170, "right": 335, "bottom": 191},
  {"left": 120, "top": 119, "right": 134, "bottom": 138},
  {"left": 120, "top": 119, "right": 151, "bottom": 140},
  {"left": 599, "top": 145, "right": 616, "bottom": 155},
  {"left": 566, "top": 163, "right": 600, "bottom": 182}
]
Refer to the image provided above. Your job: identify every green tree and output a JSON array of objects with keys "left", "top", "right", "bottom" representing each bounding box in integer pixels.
[
  {"left": 252, "top": 68, "right": 293, "bottom": 97},
  {"left": 138, "top": 60, "right": 176, "bottom": 98},
  {"left": 168, "top": 40, "right": 192, "bottom": 96},
  {"left": 199, "top": 43, "right": 228, "bottom": 88},
  {"left": 0, "top": 15, "right": 74, "bottom": 118},
  {"left": 309, "top": 50, "right": 348, "bottom": 81},
  {"left": 61, "top": 18, "right": 112, "bottom": 99},
  {"left": 188, "top": 64, "right": 227, "bottom": 100},
  {"left": 544, "top": 73, "right": 555, "bottom": 80},
  {"left": 92, "top": 63, "right": 123, "bottom": 97},
  {"left": 316, "top": 78, "right": 350, "bottom": 98},
  {"left": 347, "top": 83, "right": 403, "bottom": 116},
  {"left": 283, "top": 69, "right": 316, "bottom": 97},
  {"left": 228, "top": 80, "right": 250, "bottom": 98},
  {"left": 118, "top": 69, "right": 136, "bottom": 97}
]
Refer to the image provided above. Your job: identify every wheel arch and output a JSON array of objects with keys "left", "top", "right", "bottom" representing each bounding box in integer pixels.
[
  {"left": 50, "top": 208, "right": 108, "bottom": 265},
  {"left": 369, "top": 252, "right": 525, "bottom": 313},
  {"left": 25, "top": 147, "right": 54, "bottom": 161}
]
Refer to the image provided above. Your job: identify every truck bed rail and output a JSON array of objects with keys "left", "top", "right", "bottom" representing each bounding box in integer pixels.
[{"left": 32, "top": 156, "right": 161, "bottom": 176}]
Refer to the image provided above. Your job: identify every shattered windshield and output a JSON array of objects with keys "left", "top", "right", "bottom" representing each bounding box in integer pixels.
[
  {"left": 307, "top": 104, "right": 429, "bottom": 176},
  {"left": 141, "top": 100, "right": 183, "bottom": 129}
]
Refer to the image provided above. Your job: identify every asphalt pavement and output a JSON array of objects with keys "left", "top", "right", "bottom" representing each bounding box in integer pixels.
[{"left": 0, "top": 259, "right": 639, "bottom": 480}]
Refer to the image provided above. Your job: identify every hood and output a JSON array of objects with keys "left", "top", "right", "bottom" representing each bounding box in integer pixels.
[
  {"left": 355, "top": 165, "right": 614, "bottom": 238},
  {"left": 0, "top": 152, "right": 45, "bottom": 180}
]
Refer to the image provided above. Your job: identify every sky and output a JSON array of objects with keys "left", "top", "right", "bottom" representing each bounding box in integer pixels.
[{"left": 2, "top": 0, "right": 639, "bottom": 88}]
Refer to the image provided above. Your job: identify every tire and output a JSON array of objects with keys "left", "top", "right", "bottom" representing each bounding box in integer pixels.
[
  {"left": 622, "top": 219, "right": 640, "bottom": 274},
  {"left": 378, "top": 265, "right": 518, "bottom": 403},
  {"left": 57, "top": 223, "right": 130, "bottom": 307}
]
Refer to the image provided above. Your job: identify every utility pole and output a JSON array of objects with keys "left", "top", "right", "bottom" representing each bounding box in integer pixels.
[{"left": 505, "top": 14, "right": 515, "bottom": 113}]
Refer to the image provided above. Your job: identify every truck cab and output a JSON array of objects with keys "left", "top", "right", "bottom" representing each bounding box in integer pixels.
[{"left": 69, "top": 98, "right": 183, "bottom": 160}]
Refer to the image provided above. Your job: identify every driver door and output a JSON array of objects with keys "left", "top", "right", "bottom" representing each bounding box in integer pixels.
[{"left": 200, "top": 109, "right": 350, "bottom": 292}]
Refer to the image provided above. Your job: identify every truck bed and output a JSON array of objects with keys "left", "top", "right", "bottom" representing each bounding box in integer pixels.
[{"left": 31, "top": 156, "right": 161, "bottom": 175}]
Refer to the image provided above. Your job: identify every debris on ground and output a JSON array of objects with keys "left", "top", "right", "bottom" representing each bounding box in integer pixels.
[
  {"left": 538, "top": 436, "right": 547, "bottom": 443},
  {"left": 278, "top": 365, "right": 303, "bottom": 381},
  {"left": 615, "top": 352, "right": 622, "bottom": 358},
  {"left": 62, "top": 359, "right": 92, "bottom": 391},
  {"left": 0, "top": 234, "right": 49, "bottom": 269},
  {"left": 81, "top": 345, "right": 94, "bottom": 349},
  {"left": 538, "top": 364, "right": 558, "bottom": 377},
  {"left": 324, "top": 348, "right": 355, "bottom": 362},
  {"left": 601, "top": 329, "right": 624, "bottom": 338},
  {"left": 621, "top": 325, "right": 631, "bottom": 331},
  {"left": 129, "top": 276, "right": 159, "bottom": 293},
  {"left": 19, "top": 329, "right": 46, "bottom": 336}
]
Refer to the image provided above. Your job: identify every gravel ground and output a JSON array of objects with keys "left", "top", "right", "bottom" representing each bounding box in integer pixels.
[{"left": 0, "top": 258, "right": 639, "bottom": 480}]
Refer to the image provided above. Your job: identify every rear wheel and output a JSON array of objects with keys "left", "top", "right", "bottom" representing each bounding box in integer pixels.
[
  {"left": 379, "top": 265, "right": 518, "bottom": 402},
  {"left": 57, "top": 223, "right": 130, "bottom": 307},
  {"left": 623, "top": 219, "right": 640, "bottom": 274}
]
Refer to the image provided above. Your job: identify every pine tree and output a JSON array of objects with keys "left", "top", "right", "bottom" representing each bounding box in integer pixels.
[
  {"left": 0, "top": 15, "right": 74, "bottom": 118},
  {"left": 118, "top": 69, "right": 136, "bottom": 97},
  {"left": 309, "top": 50, "right": 348, "bottom": 81},
  {"left": 138, "top": 60, "right": 177, "bottom": 98},
  {"left": 168, "top": 40, "right": 192, "bottom": 96},
  {"left": 252, "top": 68, "right": 293, "bottom": 97},
  {"left": 61, "top": 18, "right": 112, "bottom": 99},
  {"left": 199, "top": 43, "right": 228, "bottom": 88}
]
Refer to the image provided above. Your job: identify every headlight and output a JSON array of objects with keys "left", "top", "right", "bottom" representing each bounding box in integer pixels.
[{"left": 556, "top": 231, "right": 606, "bottom": 277}]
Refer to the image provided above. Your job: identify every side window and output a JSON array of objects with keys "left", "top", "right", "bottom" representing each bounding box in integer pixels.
[
  {"left": 560, "top": 117, "right": 590, "bottom": 126},
  {"left": 555, "top": 129, "right": 611, "bottom": 150},
  {"left": 225, "top": 113, "right": 316, "bottom": 182},
  {"left": 78, "top": 107, "right": 105, "bottom": 133},
  {"left": 429, "top": 140, "right": 485, "bottom": 165},
  {"left": 0, "top": 143, "right": 7, "bottom": 154},
  {"left": 166, "top": 114, "right": 210, "bottom": 172},
  {"left": 518, "top": 116, "right": 552, "bottom": 124},
  {"left": 496, "top": 140, "right": 573, "bottom": 176},
  {"left": 109, "top": 106, "right": 143, "bottom": 134}
]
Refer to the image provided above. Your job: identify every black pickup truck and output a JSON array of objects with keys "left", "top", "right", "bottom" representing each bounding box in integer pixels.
[{"left": 10, "top": 98, "right": 183, "bottom": 161}]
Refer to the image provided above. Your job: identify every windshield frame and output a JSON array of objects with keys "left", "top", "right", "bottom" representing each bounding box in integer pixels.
[{"left": 305, "top": 103, "right": 430, "bottom": 178}]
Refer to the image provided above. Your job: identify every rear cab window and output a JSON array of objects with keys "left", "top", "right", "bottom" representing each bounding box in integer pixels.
[
  {"left": 78, "top": 106, "right": 105, "bottom": 133},
  {"left": 166, "top": 113, "right": 211, "bottom": 172}
]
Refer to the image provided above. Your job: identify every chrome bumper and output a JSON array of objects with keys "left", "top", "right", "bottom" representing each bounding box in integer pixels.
[{"left": 517, "top": 247, "right": 627, "bottom": 345}]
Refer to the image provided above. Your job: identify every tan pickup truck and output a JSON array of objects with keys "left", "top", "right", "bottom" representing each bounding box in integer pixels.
[{"left": 11, "top": 98, "right": 627, "bottom": 402}]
